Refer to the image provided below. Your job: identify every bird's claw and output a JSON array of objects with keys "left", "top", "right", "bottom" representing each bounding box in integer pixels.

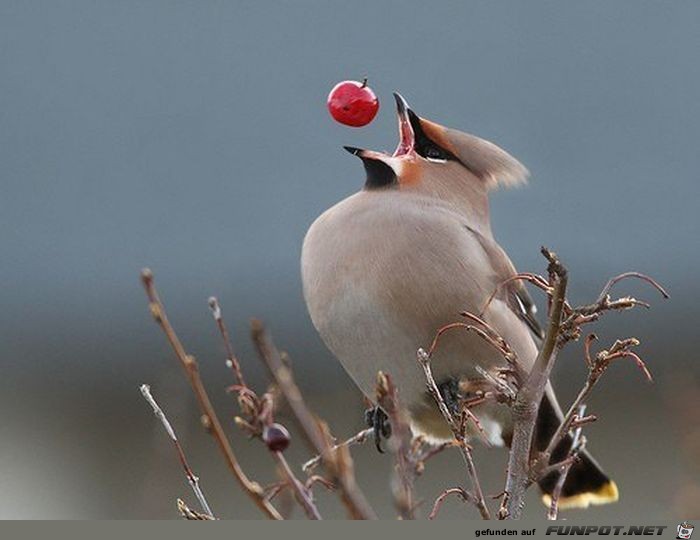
[
  {"left": 437, "top": 379, "right": 462, "bottom": 416},
  {"left": 364, "top": 406, "right": 391, "bottom": 453}
]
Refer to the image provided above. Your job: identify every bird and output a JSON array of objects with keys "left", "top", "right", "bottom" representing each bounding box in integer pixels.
[{"left": 301, "top": 92, "right": 618, "bottom": 510}]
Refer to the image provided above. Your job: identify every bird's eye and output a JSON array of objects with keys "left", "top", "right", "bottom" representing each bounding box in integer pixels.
[{"left": 425, "top": 146, "right": 447, "bottom": 162}]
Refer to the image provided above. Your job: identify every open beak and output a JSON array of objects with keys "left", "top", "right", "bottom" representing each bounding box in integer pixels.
[
  {"left": 392, "top": 92, "right": 415, "bottom": 157},
  {"left": 343, "top": 91, "right": 416, "bottom": 161}
]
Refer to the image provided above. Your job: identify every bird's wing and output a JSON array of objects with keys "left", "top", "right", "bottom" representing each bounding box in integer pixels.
[
  {"left": 508, "top": 277, "right": 544, "bottom": 340},
  {"left": 466, "top": 224, "right": 544, "bottom": 341}
]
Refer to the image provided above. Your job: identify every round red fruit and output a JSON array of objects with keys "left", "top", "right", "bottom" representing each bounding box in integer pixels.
[{"left": 327, "top": 79, "right": 379, "bottom": 127}]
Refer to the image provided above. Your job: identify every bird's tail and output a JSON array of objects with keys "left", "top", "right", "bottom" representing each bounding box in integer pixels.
[{"left": 534, "top": 393, "right": 619, "bottom": 510}]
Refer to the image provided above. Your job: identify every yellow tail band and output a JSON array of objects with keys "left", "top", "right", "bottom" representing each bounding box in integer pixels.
[{"left": 542, "top": 480, "right": 619, "bottom": 510}]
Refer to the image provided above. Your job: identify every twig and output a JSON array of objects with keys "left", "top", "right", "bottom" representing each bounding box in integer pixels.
[
  {"left": 375, "top": 371, "right": 417, "bottom": 519},
  {"left": 302, "top": 428, "right": 373, "bottom": 473},
  {"left": 305, "top": 475, "right": 336, "bottom": 492},
  {"left": 140, "top": 384, "right": 215, "bottom": 518},
  {"left": 595, "top": 272, "right": 669, "bottom": 304},
  {"left": 413, "top": 441, "right": 457, "bottom": 475},
  {"left": 271, "top": 451, "right": 322, "bottom": 520},
  {"left": 480, "top": 273, "right": 553, "bottom": 317},
  {"left": 542, "top": 336, "right": 650, "bottom": 462},
  {"left": 475, "top": 366, "right": 517, "bottom": 402},
  {"left": 208, "top": 297, "right": 246, "bottom": 387},
  {"left": 547, "top": 405, "right": 587, "bottom": 520},
  {"left": 251, "top": 319, "right": 377, "bottom": 520},
  {"left": 427, "top": 321, "right": 516, "bottom": 368},
  {"left": 418, "top": 348, "right": 491, "bottom": 519},
  {"left": 177, "top": 499, "right": 216, "bottom": 520},
  {"left": 429, "top": 487, "right": 475, "bottom": 520},
  {"left": 558, "top": 274, "right": 668, "bottom": 344},
  {"left": 140, "top": 269, "right": 282, "bottom": 520},
  {"left": 500, "top": 247, "right": 568, "bottom": 520}
]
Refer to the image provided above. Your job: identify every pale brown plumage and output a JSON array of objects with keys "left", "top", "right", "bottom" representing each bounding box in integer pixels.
[{"left": 301, "top": 93, "right": 617, "bottom": 508}]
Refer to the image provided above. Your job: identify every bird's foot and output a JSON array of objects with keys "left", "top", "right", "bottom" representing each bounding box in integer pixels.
[
  {"left": 364, "top": 406, "right": 391, "bottom": 453},
  {"left": 437, "top": 378, "right": 462, "bottom": 416}
]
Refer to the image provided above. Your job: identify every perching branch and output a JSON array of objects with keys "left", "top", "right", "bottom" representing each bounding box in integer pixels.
[
  {"left": 418, "top": 348, "right": 491, "bottom": 519},
  {"left": 500, "top": 247, "right": 568, "bottom": 520},
  {"left": 141, "top": 245, "right": 666, "bottom": 520},
  {"left": 375, "top": 371, "right": 417, "bottom": 519}
]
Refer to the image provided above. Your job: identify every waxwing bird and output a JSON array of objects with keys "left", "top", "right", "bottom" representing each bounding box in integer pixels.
[{"left": 301, "top": 92, "right": 618, "bottom": 509}]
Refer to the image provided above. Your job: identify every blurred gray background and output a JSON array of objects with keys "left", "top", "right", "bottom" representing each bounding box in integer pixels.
[{"left": 1, "top": 1, "right": 698, "bottom": 519}]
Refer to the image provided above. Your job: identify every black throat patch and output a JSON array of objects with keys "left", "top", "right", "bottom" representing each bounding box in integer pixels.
[{"left": 362, "top": 158, "right": 397, "bottom": 190}]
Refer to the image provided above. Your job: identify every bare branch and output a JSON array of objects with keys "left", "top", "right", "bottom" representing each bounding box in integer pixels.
[
  {"left": 143, "top": 245, "right": 665, "bottom": 520},
  {"left": 140, "top": 269, "right": 282, "bottom": 520},
  {"left": 429, "top": 487, "right": 475, "bottom": 520},
  {"left": 500, "top": 247, "right": 568, "bottom": 520},
  {"left": 480, "top": 272, "right": 553, "bottom": 317},
  {"left": 271, "top": 451, "right": 322, "bottom": 520},
  {"left": 305, "top": 475, "right": 336, "bottom": 493},
  {"left": 596, "top": 271, "right": 669, "bottom": 304},
  {"left": 141, "top": 384, "right": 215, "bottom": 518},
  {"left": 177, "top": 499, "right": 216, "bottom": 520},
  {"left": 375, "top": 371, "right": 417, "bottom": 519},
  {"left": 251, "top": 320, "right": 377, "bottom": 520},
  {"left": 208, "top": 296, "right": 247, "bottom": 387},
  {"left": 418, "top": 348, "right": 491, "bottom": 519},
  {"left": 547, "top": 405, "right": 587, "bottom": 520},
  {"left": 413, "top": 440, "right": 457, "bottom": 476},
  {"left": 543, "top": 336, "right": 650, "bottom": 463},
  {"left": 427, "top": 321, "right": 516, "bottom": 368},
  {"left": 302, "top": 428, "right": 373, "bottom": 473}
]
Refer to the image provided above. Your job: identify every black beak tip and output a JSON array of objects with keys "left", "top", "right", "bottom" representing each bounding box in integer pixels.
[
  {"left": 393, "top": 92, "right": 410, "bottom": 115},
  {"left": 343, "top": 145, "right": 364, "bottom": 157}
]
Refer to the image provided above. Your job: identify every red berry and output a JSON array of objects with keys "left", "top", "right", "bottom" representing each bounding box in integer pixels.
[
  {"left": 263, "top": 423, "right": 291, "bottom": 452},
  {"left": 327, "top": 79, "right": 379, "bottom": 127}
]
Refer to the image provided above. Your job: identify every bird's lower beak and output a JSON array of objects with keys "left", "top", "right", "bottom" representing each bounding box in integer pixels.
[
  {"left": 392, "top": 92, "right": 415, "bottom": 157},
  {"left": 343, "top": 146, "right": 389, "bottom": 161},
  {"left": 343, "top": 92, "right": 415, "bottom": 167}
]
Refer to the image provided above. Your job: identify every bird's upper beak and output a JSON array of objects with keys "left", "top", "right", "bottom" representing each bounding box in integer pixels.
[
  {"left": 343, "top": 91, "right": 417, "bottom": 162},
  {"left": 392, "top": 92, "right": 415, "bottom": 157}
]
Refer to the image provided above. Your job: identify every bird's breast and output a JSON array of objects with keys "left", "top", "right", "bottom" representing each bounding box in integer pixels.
[{"left": 302, "top": 193, "right": 502, "bottom": 403}]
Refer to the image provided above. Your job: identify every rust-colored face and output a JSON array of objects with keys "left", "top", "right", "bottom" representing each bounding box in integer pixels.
[{"left": 345, "top": 92, "right": 528, "bottom": 193}]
